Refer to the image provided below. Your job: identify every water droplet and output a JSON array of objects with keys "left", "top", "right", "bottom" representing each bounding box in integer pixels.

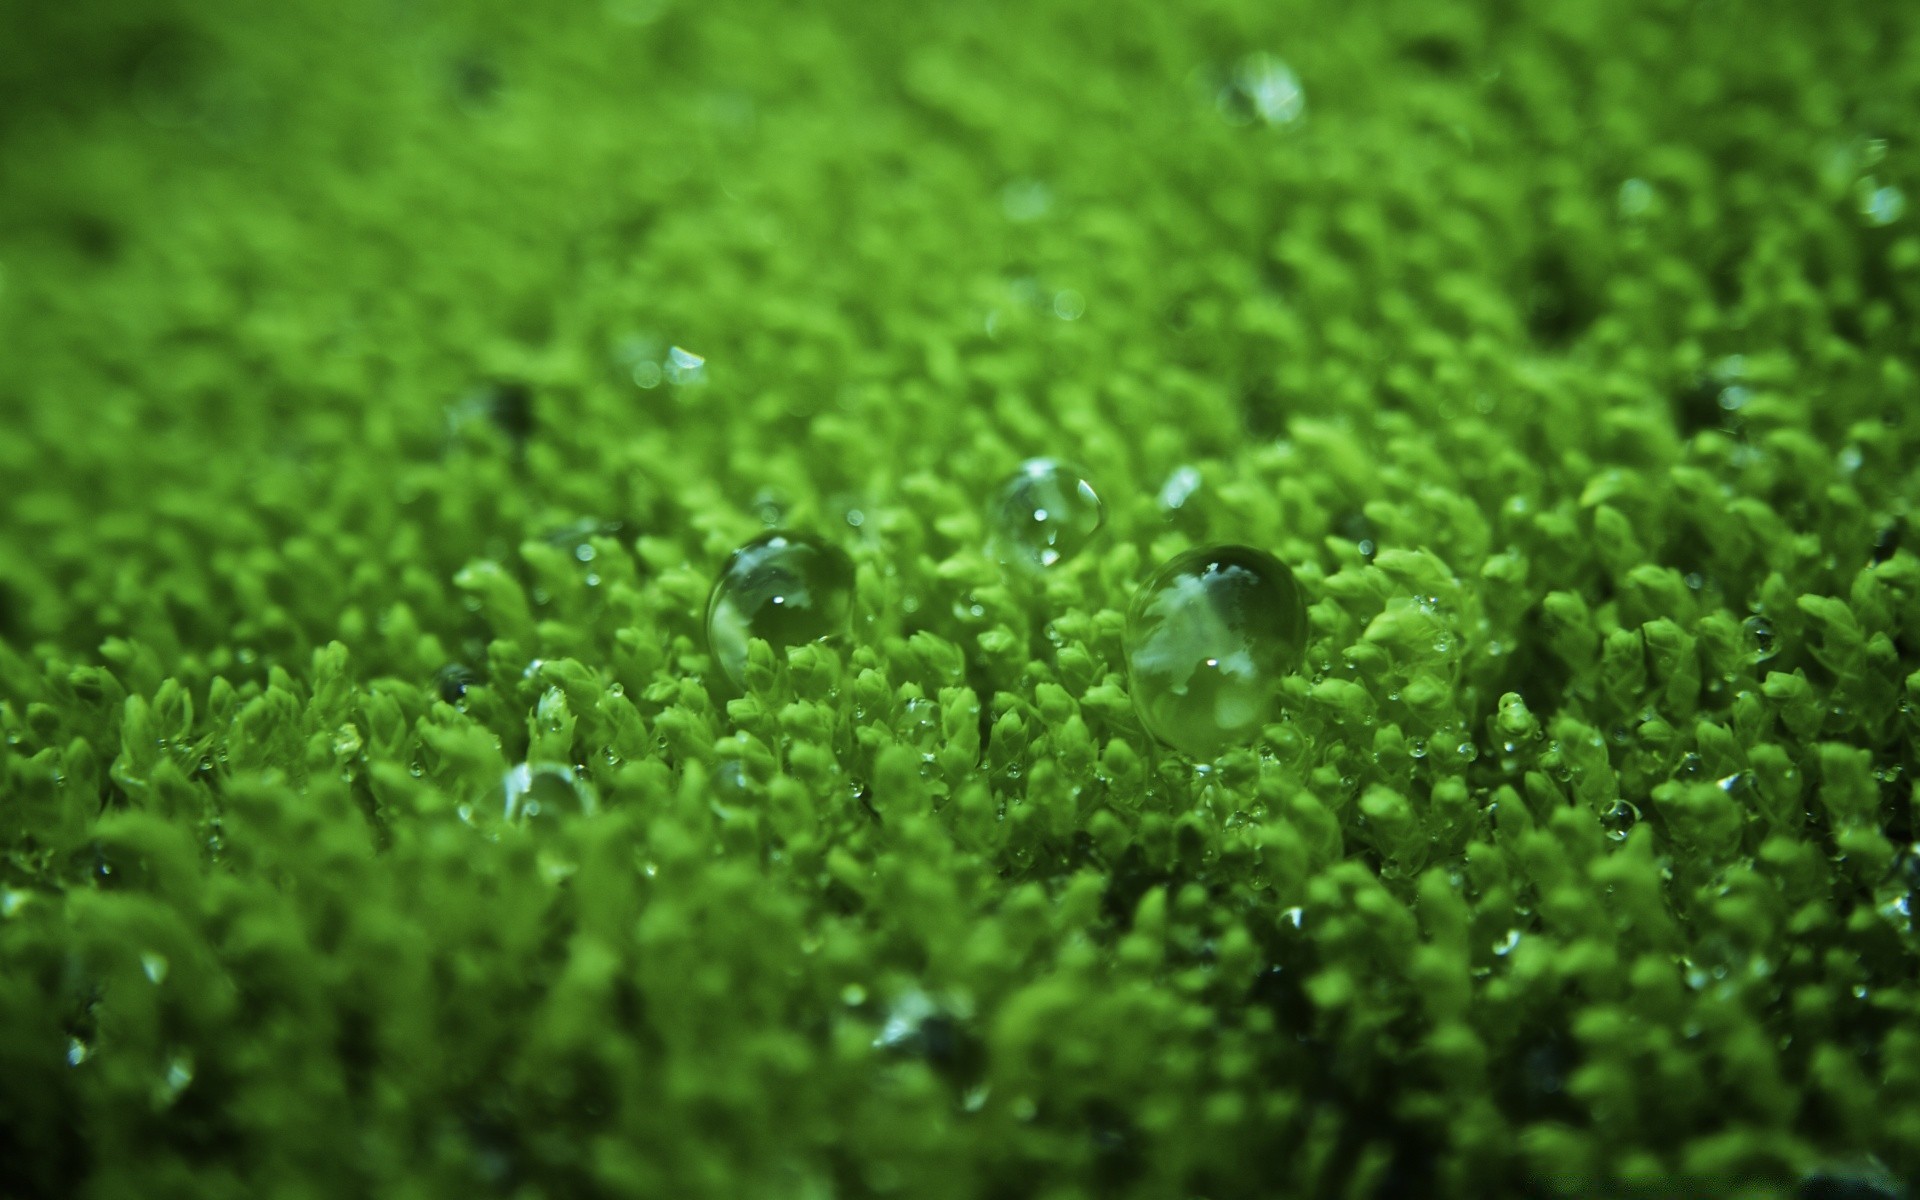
[
  {"left": 631, "top": 359, "right": 663, "bottom": 389},
  {"left": 1052, "top": 289, "right": 1085, "bottom": 321},
  {"left": 159, "top": 1052, "right": 194, "bottom": 1102},
  {"left": 1124, "top": 545, "right": 1309, "bottom": 758},
  {"left": 1602, "top": 800, "right": 1640, "bottom": 841},
  {"left": 989, "top": 459, "right": 1105, "bottom": 571},
  {"left": 1001, "top": 179, "right": 1052, "bottom": 222},
  {"left": 1493, "top": 929, "right": 1521, "bottom": 956},
  {"left": 1218, "top": 53, "right": 1304, "bottom": 126},
  {"left": 141, "top": 952, "right": 169, "bottom": 985},
  {"left": 1860, "top": 181, "right": 1907, "bottom": 227},
  {"left": 706, "top": 531, "right": 855, "bottom": 691},
  {"left": 1617, "top": 177, "right": 1654, "bottom": 219},
  {"left": 502, "top": 762, "right": 599, "bottom": 823},
  {"left": 1743, "top": 615, "right": 1778, "bottom": 662},
  {"left": 665, "top": 345, "right": 706, "bottom": 386},
  {"left": 1158, "top": 465, "right": 1202, "bottom": 512}
]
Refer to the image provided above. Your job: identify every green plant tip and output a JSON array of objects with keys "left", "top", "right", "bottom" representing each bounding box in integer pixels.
[
  {"left": 706, "top": 531, "right": 855, "bottom": 690},
  {"left": 1124, "top": 544, "right": 1309, "bottom": 759},
  {"left": 990, "top": 458, "right": 1105, "bottom": 571}
]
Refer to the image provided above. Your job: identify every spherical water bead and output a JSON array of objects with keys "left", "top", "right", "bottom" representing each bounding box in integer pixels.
[
  {"left": 707, "top": 531, "right": 855, "bottom": 691},
  {"left": 502, "top": 762, "right": 597, "bottom": 823},
  {"left": 1124, "top": 545, "right": 1309, "bottom": 759},
  {"left": 990, "top": 459, "right": 1104, "bottom": 571}
]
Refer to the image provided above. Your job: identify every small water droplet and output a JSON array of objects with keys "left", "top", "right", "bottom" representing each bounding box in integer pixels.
[
  {"left": 1859, "top": 181, "right": 1907, "bottom": 226},
  {"left": 141, "top": 952, "right": 169, "bottom": 985},
  {"left": 1617, "top": 177, "right": 1654, "bottom": 219},
  {"left": 1001, "top": 179, "right": 1051, "bottom": 222},
  {"left": 989, "top": 459, "right": 1105, "bottom": 572},
  {"left": 160, "top": 1052, "right": 194, "bottom": 1101},
  {"left": 665, "top": 345, "right": 706, "bottom": 386},
  {"left": 1602, "top": 800, "right": 1640, "bottom": 841},
  {"left": 1218, "top": 53, "right": 1304, "bottom": 126},
  {"left": 1158, "top": 465, "right": 1202, "bottom": 512},
  {"left": 1743, "top": 615, "right": 1778, "bottom": 662}
]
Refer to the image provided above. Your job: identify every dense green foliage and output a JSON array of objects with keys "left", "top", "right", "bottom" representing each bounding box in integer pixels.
[{"left": 3, "top": 0, "right": 1919, "bottom": 1195}]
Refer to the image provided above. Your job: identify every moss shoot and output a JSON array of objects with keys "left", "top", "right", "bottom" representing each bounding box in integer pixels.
[{"left": 2, "top": 0, "right": 1918, "bottom": 1196}]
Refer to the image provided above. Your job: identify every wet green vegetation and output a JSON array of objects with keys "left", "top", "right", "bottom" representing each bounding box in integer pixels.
[{"left": 1, "top": 0, "right": 1918, "bottom": 1196}]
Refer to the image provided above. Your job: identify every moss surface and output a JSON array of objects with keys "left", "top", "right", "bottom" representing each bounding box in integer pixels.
[{"left": 3, "top": 0, "right": 1919, "bottom": 1196}]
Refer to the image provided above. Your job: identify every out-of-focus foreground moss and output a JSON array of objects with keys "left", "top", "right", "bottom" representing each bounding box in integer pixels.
[{"left": 2, "top": 0, "right": 1919, "bottom": 1196}]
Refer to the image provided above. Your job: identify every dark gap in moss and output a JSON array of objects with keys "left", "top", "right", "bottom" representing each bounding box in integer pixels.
[
  {"left": 483, "top": 380, "right": 536, "bottom": 445},
  {"left": 1399, "top": 34, "right": 1468, "bottom": 72},
  {"left": 826, "top": 1143, "right": 883, "bottom": 1200},
  {"left": 1797, "top": 1167, "right": 1908, "bottom": 1200},
  {"left": 1494, "top": 601, "right": 1577, "bottom": 717},
  {"left": 1242, "top": 376, "right": 1288, "bottom": 440},
  {"left": 1084, "top": 1097, "right": 1144, "bottom": 1194},
  {"left": 1100, "top": 843, "right": 1174, "bottom": 932},
  {"left": 1871, "top": 519, "right": 1904, "bottom": 565},
  {"left": 336, "top": 1004, "right": 377, "bottom": 1102},
  {"left": 1523, "top": 246, "right": 1599, "bottom": 347},
  {"left": 0, "top": 1113, "right": 86, "bottom": 1200},
  {"left": 64, "top": 213, "right": 123, "bottom": 265},
  {"left": 451, "top": 55, "right": 503, "bottom": 108}
]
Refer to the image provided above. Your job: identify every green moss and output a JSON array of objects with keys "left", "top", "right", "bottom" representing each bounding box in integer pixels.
[{"left": 1, "top": 0, "right": 1918, "bottom": 1196}]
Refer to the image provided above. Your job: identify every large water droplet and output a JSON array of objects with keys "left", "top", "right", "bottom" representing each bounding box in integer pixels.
[
  {"left": 1123, "top": 545, "right": 1309, "bottom": 758},
  {"left": 707, "top": 532, "right": 855, "bottom": 690},
  {"left": 502, "top": 762, "right": 598, "bottom": 823},
  {"left": 990, "top": 459, "right": 1105, "bottom": 571}
]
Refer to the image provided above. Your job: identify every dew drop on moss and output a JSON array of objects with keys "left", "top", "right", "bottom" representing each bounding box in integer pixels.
[
  {"left": 990, "top": 459, "right": 1105, "bottom": 571},
  {"left": 707, "top": 531, "right": 855, "bottom": 690},
  {"left": 1123, "top": 545, "right": 1309, "bottom": 759},
  {"left": 502, "top": 762, "right": 598, "bottom": 823},
  {"left": 1218, "top": 53, "right": 1305, "bottom": 126}
]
